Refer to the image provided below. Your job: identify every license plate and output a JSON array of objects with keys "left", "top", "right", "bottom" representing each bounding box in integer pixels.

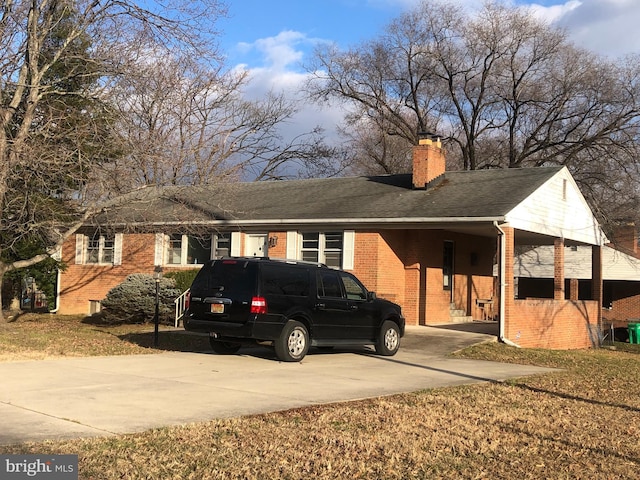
[{"left": 211, "top": 303, "right": 224, "bottom": 314}]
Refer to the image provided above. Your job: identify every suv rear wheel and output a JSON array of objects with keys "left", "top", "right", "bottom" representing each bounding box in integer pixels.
[
  {"left": 375, "top": 320, "right": 400, "bottom": 356},
  {"left": 209, "top": 338, "right": 242, "bottom": 355},
  {"left": 275, "top": 320, "right": 310, "bottom": 362}
]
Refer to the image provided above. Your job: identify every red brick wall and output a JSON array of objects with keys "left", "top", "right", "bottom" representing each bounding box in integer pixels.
[
  {"left": 350, "top": 230, "right": 495, "bottom": 326},
  {"left": 508, "top": 299, "right": 599, "bottom": 349},
  {"left": 603, "top": 281, "right": 640, "bottom": 326},
  {"left": 267, "top": 231, "right": 287, "bottom": 258},
  {"left": 351, "top": 231, "right": 406, "bottom": 305},
  {"left": 59, "top": 233, "right": 159, "bottom": 315},
  {"left": 502, "top": 227, "right": 600, "bottom": 349}
]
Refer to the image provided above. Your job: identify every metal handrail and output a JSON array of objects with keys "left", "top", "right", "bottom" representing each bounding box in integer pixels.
[{"left": 174, "top": 289, "right": 189, "bottom": 328}]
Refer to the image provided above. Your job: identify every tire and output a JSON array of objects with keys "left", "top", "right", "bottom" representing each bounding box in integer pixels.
[
  {"left": 209, "top": 338, "right": 241, "bottom": 355},
  {"left": 375, "top": 320, "right": 400, "bottom": 356},
  {"left": 275, "top": 320, "right": 310, "bottom": 362}
]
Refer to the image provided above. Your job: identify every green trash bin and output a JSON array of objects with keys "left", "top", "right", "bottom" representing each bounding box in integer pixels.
[{"left": 629, "top": 323, "right": 640, "bottom": 344}]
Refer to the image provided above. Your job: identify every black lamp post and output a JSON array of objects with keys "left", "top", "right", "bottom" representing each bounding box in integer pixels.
[{"left": 153, "top": 265, "right": 163, "bottom": 347}]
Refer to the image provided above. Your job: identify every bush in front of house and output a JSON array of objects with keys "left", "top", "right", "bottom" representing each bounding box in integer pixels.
[
  {"left": 163, "top": 269, "right": 200, "bottom": 293},
  {"left": 100, "top": 274, "right": 181, "bottom": 324}
]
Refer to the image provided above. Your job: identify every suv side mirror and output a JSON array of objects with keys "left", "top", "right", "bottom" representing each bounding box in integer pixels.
[{"left": 367, "top": 291, "right": 377, "bottom": 301}]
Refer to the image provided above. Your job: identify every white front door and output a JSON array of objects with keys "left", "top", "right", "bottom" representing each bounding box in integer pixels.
[{"left": 245, "top": 234, "right": 268, "bottom": 257}]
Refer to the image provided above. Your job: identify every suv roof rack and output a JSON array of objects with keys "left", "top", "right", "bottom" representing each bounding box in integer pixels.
[{"left": 217, "top": 256, "right": 327, "bottom": 268}]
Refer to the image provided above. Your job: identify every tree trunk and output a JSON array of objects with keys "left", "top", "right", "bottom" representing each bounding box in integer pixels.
[{"left": 0, "top": 266, "right": 6, "bottom": 323}]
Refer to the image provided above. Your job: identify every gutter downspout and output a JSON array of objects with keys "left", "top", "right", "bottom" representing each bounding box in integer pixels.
[
  {"left": 494, "top": 221, "right": 520, "bottom": 348},
  {"left": 49, "top": 268, "right": 61, "bottom": 314}
]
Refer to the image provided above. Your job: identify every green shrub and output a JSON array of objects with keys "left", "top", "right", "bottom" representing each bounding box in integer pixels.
[
  {"left": 163, "top": 269, "right": 200, "bottom": 293},
  {"left": 100, "top": 274, "right": 181, "bottom": 325}
]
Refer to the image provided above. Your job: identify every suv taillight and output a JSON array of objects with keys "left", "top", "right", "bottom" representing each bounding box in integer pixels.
[
  {"left": 185, "top": 291, "right": 191, "bottom": 311},
  {"left": 250, "top": 296, "right": 267, "bottom": 314}
]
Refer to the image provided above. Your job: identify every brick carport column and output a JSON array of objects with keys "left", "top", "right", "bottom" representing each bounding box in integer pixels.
[
  {"left": 501, "top": 225, "right": 516, "bottom": 340},
  {"left": 554, "top": 238, "right": 565, "bottom": 300},
  {"left": 592, "top": 245, "right": 603, "bottom": 333},
  {"left": 569, "top": 278, "right": 579, "bottom": 301}
]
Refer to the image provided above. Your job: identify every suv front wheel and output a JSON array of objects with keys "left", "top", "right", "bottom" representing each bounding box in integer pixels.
[
  {"left": 275, "top": 320, "right": 310, "bottom": 362},
  {"left": 375, "top": 320, "right": 400, "bottom": 356}
]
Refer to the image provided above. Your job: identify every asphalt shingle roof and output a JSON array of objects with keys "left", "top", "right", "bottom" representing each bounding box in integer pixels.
[{"left": 96, "top": 166, "right": 563, "bottom": 226}]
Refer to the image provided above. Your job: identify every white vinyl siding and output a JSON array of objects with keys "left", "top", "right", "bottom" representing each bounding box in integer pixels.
[{"left": 506, "top": 168, "right": 607, "bottom": 245}]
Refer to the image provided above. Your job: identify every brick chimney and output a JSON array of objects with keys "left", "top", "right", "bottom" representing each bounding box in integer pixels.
[{"left": 412, "top": 133, "right": 445, "bottom": 189}]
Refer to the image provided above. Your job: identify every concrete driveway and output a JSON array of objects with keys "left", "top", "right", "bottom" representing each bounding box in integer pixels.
[{"left": 0, "top": 324, "right": 555, "bottom": 446}]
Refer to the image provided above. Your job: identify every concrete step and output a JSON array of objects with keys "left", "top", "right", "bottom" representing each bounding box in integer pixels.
[
  {"left": 449, "top": 305, "right": 473, "bottom": 323},
  {"left": 449, "top": 315, "right": 474, "bottom": 324}
]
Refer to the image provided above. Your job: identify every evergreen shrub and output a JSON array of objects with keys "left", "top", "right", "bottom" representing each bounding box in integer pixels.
[
  {"left": 163, "top": 269, "right": 200, "bottom": 293},
  {"left": 100, "top": 274, "right": 181, "bottom": 324}
]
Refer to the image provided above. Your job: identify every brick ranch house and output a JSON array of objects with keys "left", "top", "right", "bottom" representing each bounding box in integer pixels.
[{"left": 56, "top": 136, "right": 607, "bottom": 350}]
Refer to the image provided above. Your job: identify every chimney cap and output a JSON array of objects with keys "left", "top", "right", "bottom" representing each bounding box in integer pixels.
[
  {"left": 418, "top": 130, "right": 440, "bottom": 139},
  {"left": 417, "top": 131, "right": 441, "bottom": 146}
]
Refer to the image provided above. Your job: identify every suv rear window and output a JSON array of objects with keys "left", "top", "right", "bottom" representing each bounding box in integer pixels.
[
  {"left": 261, "top": 264, "right": 310, "bottom": 297},
  {"left": 190, "top": 259, "right": 258, "bottom": 297}
]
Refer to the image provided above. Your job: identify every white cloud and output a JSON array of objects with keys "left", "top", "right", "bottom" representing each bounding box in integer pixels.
[
  {"left": 233, "top": 32, "right": 345, "bottom": 143},
  {"left": 377, "top": 0, "right": 640, "bottom": 58},
  {"left": 233, "top": 31, "right": 314, "bottom": 101},
  {"left": 236, "top": 30, "right": 328, "bottom": 72},
  {"left": 525, "top": 0, "right": 640, "bottom": 57},
  {"left": 527, "top": 0, "right": 581, "bottom": 22}
]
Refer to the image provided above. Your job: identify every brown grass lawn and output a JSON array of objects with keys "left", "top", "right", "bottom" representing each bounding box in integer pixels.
[{"left": 1, "top": 314, "right": 639, "bottom": 479}]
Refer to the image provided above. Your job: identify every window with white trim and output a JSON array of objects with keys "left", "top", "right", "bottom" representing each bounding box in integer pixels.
[
  {"left": 301, "top": 232, "right": 343, "bottom": 268},
  {"left": 164, "top": 234, "right": 212, "bottom": 265},
  {"left": 214, "top": 233, "right": 231, "bottom": 258},
  {"left": 157, "top": 233, "right": 232, "bottom": 266},
  {"left": 75, "top": 233, "right": 122, "bottom": 265}
]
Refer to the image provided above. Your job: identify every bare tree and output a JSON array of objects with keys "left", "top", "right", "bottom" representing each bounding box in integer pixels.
[
  {"left": 0, "top": 0, "right": 225, "bottom": 319},
  {"left": 337, "top": 117, "right": 413, "bottom": 176},
  {"left": 307, "top": 0, "right": 640, "bottom": 228},
  {"left": 97, "top": 51, "right": 342, "bottom": 193}
]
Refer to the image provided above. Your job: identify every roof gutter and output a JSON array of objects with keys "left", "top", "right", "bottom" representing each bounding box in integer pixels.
[
  {"left": 494, "top": 221, "right": 520, "bottom": 348},
  {"left": 100, "top": 216, "right": 506, "bottom": 229}
]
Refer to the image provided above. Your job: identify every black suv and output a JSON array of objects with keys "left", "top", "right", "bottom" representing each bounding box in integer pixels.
[{"left": 183, "top": 257, "right": 405, "bottom": 362}]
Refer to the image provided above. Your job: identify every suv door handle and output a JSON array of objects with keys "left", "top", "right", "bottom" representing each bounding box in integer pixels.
[
  {"left": 315, "top": 303, "right": 325, "bottom": 309},
  {"left": 349, "top": 305, "right": 358, "bottom": 310}
]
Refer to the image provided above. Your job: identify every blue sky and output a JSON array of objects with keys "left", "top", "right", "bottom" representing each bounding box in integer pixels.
[
  {"left": 219, "top": 0, "right": 398, "bottom": 68},
  {"left": 219, "top": 0, "right": 640, "bottom": 71},
  {"left": 215, "top": 0, "right": 640, "bottom": 145}
]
